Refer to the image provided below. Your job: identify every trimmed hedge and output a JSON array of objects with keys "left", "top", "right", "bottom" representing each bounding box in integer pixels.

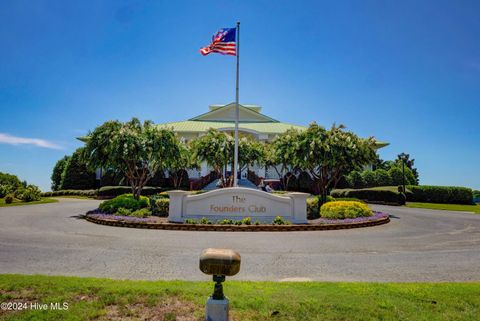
[
  {"left": 331, "top": 187, "right": 406, "bottom": 205},
  {"left": 97, "top": 186, "right": 165, "bottom": 198},
  {"left": 320, "top": 201, "right": 373, "bottom": 219},
  {"left": 407, "top": 185, "right": 473, "bottom": 205},
  {"left": 42, "top": 189, "right": 98, "bottom": 197}
]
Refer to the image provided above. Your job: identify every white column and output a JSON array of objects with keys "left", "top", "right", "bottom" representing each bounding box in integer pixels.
[
  {"left": 167, "top": 190, "right": 189, "bottom": 222},
  {"left": 288, "top": 192, "right": 309, "bottom": 224}
]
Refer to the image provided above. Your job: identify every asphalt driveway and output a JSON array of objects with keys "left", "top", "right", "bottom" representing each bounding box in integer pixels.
[{"left": 1, "top": 198, "right": 479, "bottom": 282}]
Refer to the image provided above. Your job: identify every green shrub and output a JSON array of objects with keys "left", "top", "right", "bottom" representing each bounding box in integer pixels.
[
  {"left": 346, "top": 170, "right": 364, "bottom": 188},
  {"left": 98, "top": 186, "right": 164, "bottom": 198},
  {"left": 153, "top": 198, "right": 169, "bottom": 216},
  {"left": 0, "top": 185, "right": 13, "bottom": 198},
  {"left": 99, "top": 194, "right": 150, "bottom": 214},
  {"left": 130, "top": 208, "right": 152, "bottom": 218},
  {"left": 242, "top": 217, "right": 252, "bottom": 225},
  {"left": 157, "top": 191, "right": 170, "bottom": 198},
  {"left": 374, "top": 169, "right": 391, "bottom": 187},
  {"left": 4, "top": 194, "right": 14, "bottom": 204},
  {"left": 17, "top": 185, "right": 42, "bottom": 202},
  {"left": 407, "top": 185, "right": 473, "bottom": 205},
  {"left": 388, "top": 166, "right": 416, "bottom": 186},
  {"left": 41, "top": 189, "right": 97, "bottom": 198},
  {"left": 361, "top": 170, "right": 376, "bottom": 188},
  {"left": 185, "top": 219, "right": 197, "bottom": 224},
  {"left": 474, "top": 190, "right": 480, "bottom": 203},
  {"left": 307, "top": 195, "right": 335, "bottom": 219},
  {"left": 116, "top": 207, "right": 132, "bottom": 216},
  {"left": 199, "top": 217, "right": 210, "bottom": 224},
  {"left": 272, "top": 216, "right": 291, "bottom": 225},
  {"left": 307, "top": 197, "right": 319, "bottom": 219},
  {"left": 331, "top": 187, "right": 406, "bottom": 205},
  {"left": 218, "top": 219, "right": 234, "bottom": 225},
  {"left": 334, "top": 197, "right": 364, "bottom": 202},
  {"left": 320, "top": 201, "right": 373, "bottom": 219},
  {"left": 0, "top": 172, "right": 22, "bottom": 191}
]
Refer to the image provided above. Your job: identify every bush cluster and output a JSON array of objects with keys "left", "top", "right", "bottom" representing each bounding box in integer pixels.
[
  {"left": 331, "top": 187, "right": 406, "bottom": 205},
  {"left": 320, "top": 201, "right": 373, "bottom": 219},
  {"left": 407, "top": 185, "right": 473, "bottom": 205},
  {"left": 346, "top": 166, "right": 416, "bottom": 189},
  {"left": 42, "top": 190, "right": 97, "bottom": 197},
  {"left": 4, "top": 194, "right": 14, "bottom": 204},
  {"left": 13, "top": 185, "right": 42, "bottom": 202},
  {"left": 97, "top": 186, "right": 165, "bottom": 198},
  {"left": 99, "top": 194, "right": 150, "bottom": 214},
  {"left": 474, "top": 190, "right": 480, "bottom": 203},
  {"left": 306, "top": 195, "right": 335, "bottom": 219},
  {"left": 153, "top": 198, "right": 170, "bottom": 216}
]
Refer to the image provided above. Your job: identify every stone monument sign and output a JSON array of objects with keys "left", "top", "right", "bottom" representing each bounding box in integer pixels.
[{"left": 167, "top": 187, "right": 309, "bottom": 224}]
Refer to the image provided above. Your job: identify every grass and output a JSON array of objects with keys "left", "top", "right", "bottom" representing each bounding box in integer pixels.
[
  {"left": 406, "top": 202, "right": 480, "bottom": 214},
  {"left": 0, "top": 275, "right": 479, "bottom": 320},
  {"left": 0, "top": 198, "right": 58, "bottom": 208}
]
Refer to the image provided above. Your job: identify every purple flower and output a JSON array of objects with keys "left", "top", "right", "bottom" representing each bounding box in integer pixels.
[
  {"left": 87, "top": 213, "right": 156, "bottom": 223},
  {"left": 315, "top": 211, "right": 388, "bottom": 224}
]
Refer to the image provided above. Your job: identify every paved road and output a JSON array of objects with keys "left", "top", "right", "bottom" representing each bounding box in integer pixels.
[{"left": 1, "top": 198, "right": 480, "bottom": 282}]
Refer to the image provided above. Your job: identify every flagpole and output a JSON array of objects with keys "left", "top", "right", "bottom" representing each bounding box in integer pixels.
[{"left": 233, "top": 21, "right": 240, "bottom": 187}]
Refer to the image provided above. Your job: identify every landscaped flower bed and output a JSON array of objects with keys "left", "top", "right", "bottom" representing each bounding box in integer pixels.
[
  {"left": 86, "top": 195, "right": 390, "bottom": 231},
  {"left": 310, "top": 211, "right": 388, "bottom": 224}
]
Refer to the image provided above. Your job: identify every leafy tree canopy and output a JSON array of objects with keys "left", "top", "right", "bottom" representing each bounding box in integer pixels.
[
  {"left": 191, "top": 129, "right": 234, "bottom": 186},
  {"left": 51, "top": 156, "right": 70, "bottom": 191},
  {"left": 83, "top": 118, "right": 180, "bottom": 199},
  {"left": 60, "top": 148, "right": 96, "bottom": 190},
  {"left": 285, "top": 123, "right": 377, "bottom": 203}
]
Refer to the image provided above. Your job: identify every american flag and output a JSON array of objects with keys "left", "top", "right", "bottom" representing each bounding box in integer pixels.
[{"left": 200, "top": 28, "right": 236, "bottom": 56}]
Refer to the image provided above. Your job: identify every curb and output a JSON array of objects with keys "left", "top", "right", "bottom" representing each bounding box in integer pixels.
[{"left": 85, "top": 215, "right": 390, "bottom": 232}]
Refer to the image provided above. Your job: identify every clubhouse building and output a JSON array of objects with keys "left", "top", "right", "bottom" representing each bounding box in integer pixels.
[{"left": 158, "top": 102, "right": 388, "bottom": 180}]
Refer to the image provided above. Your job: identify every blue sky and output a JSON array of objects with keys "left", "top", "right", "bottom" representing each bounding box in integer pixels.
[{"left": 0, "top": 0, "right": 479, "bottom": 191}]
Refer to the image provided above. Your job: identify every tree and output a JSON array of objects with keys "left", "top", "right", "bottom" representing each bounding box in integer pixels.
[
  {"left": 238, "top": 138, "right": 264, "bottom": 175},
  {"left": 51, "top": 156, "right": 70, "bottom": 191},
  {"left": 191, "top": 129, "right": 234, "bottom": 187},
  {"left": 396, "top": 153, "right": 419, "bottom": 184},
  {"left": 168, "top": 143, "right": 199, "bottom": 189},
  {"left": 0, "top": 172, "right": 23, "bottom": 197},
  {"left": 289, "top": 123, "right": 377, "bottom": 206},
  {"left": 265, "top": 130, "right": 300, "bottom": 191},
  {"left": 60, "top": 148, "right": 96, "bottom": 190},
  {"left": 83, "top": 118, "right": 180, "bottom": 199}
]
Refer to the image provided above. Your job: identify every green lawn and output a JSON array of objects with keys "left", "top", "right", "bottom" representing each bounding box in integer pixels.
[
  {"left": 0, "top": 198, "right": 58, "bottom": 208},
  {"left": 406, "top": 202, "right": 480, "bottom": 214},
  {"left": 1, "top": 275, "right": 479, "bottom": 320}
]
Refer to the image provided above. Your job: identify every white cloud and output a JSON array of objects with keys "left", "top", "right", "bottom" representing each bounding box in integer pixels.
[{"left": 0, "top": 133, "right": 62, "bottom": 150}]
